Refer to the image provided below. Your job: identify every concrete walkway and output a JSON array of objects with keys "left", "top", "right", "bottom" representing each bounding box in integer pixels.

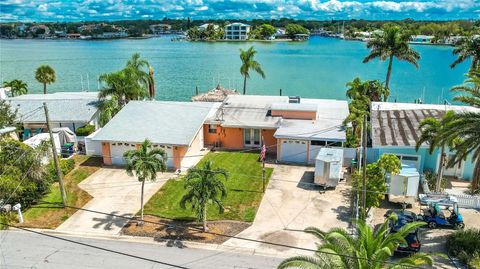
[
  {"left": 222, "top": 164, "right": 351, "bottom": 257},
  {"left": 56, "top": 168, "right": 175, "bottom": 235}
]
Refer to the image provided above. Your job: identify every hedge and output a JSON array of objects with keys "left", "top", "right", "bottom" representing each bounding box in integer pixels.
[
  {"left": 75, "top": 124, "right": 95, "bottom": 136},
  {"left": 46, "top": 158, "right": 75, "bottom": 183}
]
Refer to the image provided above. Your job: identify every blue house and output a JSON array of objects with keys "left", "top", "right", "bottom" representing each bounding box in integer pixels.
[{"left": 368, "top": 102, "right": 479, "bottom": 181}]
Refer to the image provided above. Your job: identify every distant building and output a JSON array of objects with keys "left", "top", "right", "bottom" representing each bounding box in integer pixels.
[
  {"left": 410, "top": 35, "right": 435, "bottom": 44},
  {"left": 224, "top": 23, "right": 250, "bottom": 40},
  {"left": 150, "top": 24, "right": 172, "bottom": 35},
  {"left": 198, "top": 23, "right": 219, "bottom": 32},
  {"left": 54, "top": 30, "right": 66, "bottom": 38},
  {"left": 67, "top": 33, "right": 81, "bottom": 39},
  {"left": 93, "top": 31, "right": 128, "bottom": 39}
]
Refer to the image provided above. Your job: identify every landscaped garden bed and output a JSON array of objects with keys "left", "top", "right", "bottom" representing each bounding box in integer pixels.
[{"left": 121, "top": 151, "right": 273, "bottom": 243}]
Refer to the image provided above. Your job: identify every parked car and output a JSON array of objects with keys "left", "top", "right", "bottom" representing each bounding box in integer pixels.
[
  {"left": 384, "top": 210, "right": 422, "bottom": 253},
  {"left": 420, "top": 202, "right": 464, "bottom": 230}
]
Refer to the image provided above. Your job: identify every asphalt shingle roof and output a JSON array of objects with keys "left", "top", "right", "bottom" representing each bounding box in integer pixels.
[
  {"left": 92, "top": 101, "right": 214, "bottom": 146},
  {"left": 8, "top": 92, "right": 100, "bottom": 123}
]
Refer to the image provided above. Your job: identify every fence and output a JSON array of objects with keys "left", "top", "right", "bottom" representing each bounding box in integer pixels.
[{"left": 453, "top": 194, "right": 480, "bottom": 209}]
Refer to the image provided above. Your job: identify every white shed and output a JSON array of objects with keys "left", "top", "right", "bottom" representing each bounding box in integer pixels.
[
  {"left": 387, "top": 164, "right": 420, "bottom": 205},
  {"left": 314, "top": 148, "right": 344, "bottom": 188}
]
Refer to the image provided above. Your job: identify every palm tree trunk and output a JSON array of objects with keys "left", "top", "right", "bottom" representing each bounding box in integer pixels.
[
  {"left": 384, "top": 55, "right": 393, "bottom": 100},
  {"left": 437, "top": 147, "right": 446, "bottom": 192},
  {"left": 242, "top": 75, "right": 247, "bottom": 95},
  {"left": 472, "top": 158, "right": 480, "bottom": 191},
  {"left": 202, "top": 205, "right": 208, "bottom": 232},
  {"left": 140, "top": 180, "right": 145, "bottom": 221},
  {"left": 43, "top": 83, "right": 47, "bottom": 95}
]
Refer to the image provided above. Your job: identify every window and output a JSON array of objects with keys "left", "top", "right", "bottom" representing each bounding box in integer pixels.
[
  {"left": 402, "top": 156, "right": 419, "bottom": 161},
  {"left": 244, "top": 128, "right": 261, "bottom": 146},
  {"left": 327, "top": 141, "right": 343, "bottom": 147},
  {"left": 208, "top": 124, "right": 217, "bottom": 134}
]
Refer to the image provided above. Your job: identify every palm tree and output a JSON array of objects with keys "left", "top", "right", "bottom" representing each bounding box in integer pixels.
[
  {"left": 126, "top": 53, "right": 150, "bottom": 88},
  {"left": 441, "top": 69, "right": 480, "bottom": 190},
  {"left": 35, "top": 65, "right": 56, "bottom": 94},
  {"left": 450, "top": 36, "right": 480, "bottom": 71},
  {"left": 97, "top": 97, "right": 120, "bottom": 127},
  {"left": 416, "top": 111, "right": 457, "bottom": 192},
  {"left": 123, "top": 139, "right": 167, "bottom": 221},
  {"left": 180, "top": 160, "right": 228, "bottom": 232},
  {"left": 148, "top": 66, "right": 155, "bottom": 100},
  {"left": 363, "top": 25, "right": 420, "bottom": 99},
  {"left": 239, "top": 46, "right": 265, "bottom": 95},
  {"left": 3, "top": 79, "right": 28, "bottom": 97},
  {"left": 278, "top": 215, "right": 434, "bottom": 269}
]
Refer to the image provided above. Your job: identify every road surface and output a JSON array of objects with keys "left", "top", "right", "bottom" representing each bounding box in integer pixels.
[{"left": 0, "top": 230, "right": 281, "bottom": 269}]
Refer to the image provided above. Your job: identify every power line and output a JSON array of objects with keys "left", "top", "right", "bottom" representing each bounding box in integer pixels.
[
  {"left": 0, "top": 224, "right": 190, "bottom": 269},
  {"left": 34, "top": 201, "right": 423, "bottom": 269}
]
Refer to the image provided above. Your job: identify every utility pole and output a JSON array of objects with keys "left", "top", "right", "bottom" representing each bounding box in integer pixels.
[
  {"left": 261, "top": 138, "right": 266, "bottom": 193},
  {"left": 361, "top": 114, "right": 368, "bottom": 219},
  {"left": 43, "top": 102, "right": 67, "bottom": 207}
]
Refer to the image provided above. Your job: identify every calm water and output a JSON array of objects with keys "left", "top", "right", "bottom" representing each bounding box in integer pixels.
[{"left": 0, "top": 36, "right": 471, "bottom": 103}]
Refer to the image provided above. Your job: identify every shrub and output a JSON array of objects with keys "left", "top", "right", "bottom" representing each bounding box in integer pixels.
[
  {"left": 46, "top": 158, "right": 75, "bottom": 183},
  {"left": 75, "top": 124, "right": 95, "bottom": 136},
  {"left": 424, "top": 170, "right": 448, "bottom": 191},
  {"left": 446, "top": 228, "right": 480, "bottom": 267}
]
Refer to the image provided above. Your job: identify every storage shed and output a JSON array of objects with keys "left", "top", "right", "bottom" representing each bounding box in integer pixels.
[
  {"left": 314, "top": 148, "right": 344, "bottom": 188},
  {"left": 387, "top": 163, "right": 420, "bottom": 205}
]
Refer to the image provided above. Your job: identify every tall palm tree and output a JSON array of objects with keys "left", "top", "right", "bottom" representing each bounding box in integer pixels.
[
  {"left": 180, "top": 160, "right": 228, "bottom": 232},
  {"left": 97, "top": 96, "right": 120, "bottom": 127},
  {"left": 3, "top": 79, "right": 28, "bottom": 97},
  {"left": 123, "top": 139, "right": 167, "bottom": 221},
  {"left": 35, "top": 65, "right": 56, "bottom": 94},
  {"left": 416, "top": 111, "right": 457, "bottom": 192},
  {"left": 441, "top": 69, "right": 480, "bottom": 190},
  {"left": 363, "top": 25, "right": 420, "bottom": 99},
  {"left": 239, "top": 46, "right": 265, "bottom": 95},
  {"left": 450, "top": 36, "right": 480, "bottom": 71},
  {"left": 278, "top": 215, "right": 433, "bottom": 269},
  {"left": 148, "top": 66, "right": 155, "bottom": 99},
  {"left": 126, "top": 53, "right": 150, "bottom": 89}
]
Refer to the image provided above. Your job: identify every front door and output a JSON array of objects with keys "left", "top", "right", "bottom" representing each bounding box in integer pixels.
[
  {"left": 244, "top": 129, "right": 261, "bottom": 147},
  {"left": 443, "top": 154, "right": 464, "bottom": 178}
]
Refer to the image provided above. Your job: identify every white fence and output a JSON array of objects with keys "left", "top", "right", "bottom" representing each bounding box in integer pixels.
[{"left": 454, "top": 194, "right": 480, "bottom": 209}]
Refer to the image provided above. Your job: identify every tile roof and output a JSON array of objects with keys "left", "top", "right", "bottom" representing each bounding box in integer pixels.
[{"left": 92, "top": 101, "right": 215, "bottom": 146}]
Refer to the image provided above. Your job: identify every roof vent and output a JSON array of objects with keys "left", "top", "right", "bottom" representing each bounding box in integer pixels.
[{"left": 288, "top": 96, "right": 301, "bottom": 103}]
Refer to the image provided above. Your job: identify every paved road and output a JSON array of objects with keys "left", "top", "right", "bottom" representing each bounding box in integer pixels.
[
  {"left": 0, "top": 230, "right": 281, "bottom": 269},
  {"left": 223, "top": 164, "right": 351, "bottom": 257},
  {"left": 56, "top": 168, "right": 175, "bottom": 235}
]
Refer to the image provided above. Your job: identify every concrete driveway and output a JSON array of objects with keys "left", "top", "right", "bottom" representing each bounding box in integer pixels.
[
  {"left": 223, "top": 164, "right": 352, "bottom": 257},
  {"left": 56, "top": 168, "right": 175, "bottom": 235}
]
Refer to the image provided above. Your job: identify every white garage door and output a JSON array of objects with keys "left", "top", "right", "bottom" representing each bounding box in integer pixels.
[
  {"left": 280, "top": 140, "right": 308, "bottom": 163},
  {"left": 110, "top": 142, "right": 174, "bottom": 167},
  {"left": 110, "top": 142, "right": 136, "bottom": 165}
]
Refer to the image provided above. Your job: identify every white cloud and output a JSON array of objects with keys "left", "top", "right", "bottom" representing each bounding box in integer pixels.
[{"left": 38, "top": 3, "right": 48, "bottom": 12}]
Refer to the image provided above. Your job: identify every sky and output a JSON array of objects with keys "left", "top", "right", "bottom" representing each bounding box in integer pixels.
[{"left": 0, "top": 0, "right": 479, "bottom": 22}]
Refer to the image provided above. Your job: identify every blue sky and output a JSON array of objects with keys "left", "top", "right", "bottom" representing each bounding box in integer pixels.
[{"left": 1, "top": 0, "right": 479, "bottom": 22}]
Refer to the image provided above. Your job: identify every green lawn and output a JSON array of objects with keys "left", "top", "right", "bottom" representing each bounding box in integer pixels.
[
  {"left": 22, "top": 156, "right": 102, "bottom": 228},
  {"left": 143, "top": 152, "right": 273, "bottom": 222}
]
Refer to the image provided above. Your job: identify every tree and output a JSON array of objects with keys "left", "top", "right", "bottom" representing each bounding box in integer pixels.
[
  {"left": 363, "top": 25, "right": 420, "bottom": 97},
  {"left": 239, "top": 46, "right": 265, "bottom": 95},
  {"left": 440, "top": 69, "right": 480, "bottom": 191},
  {"left": 450, "top": 36, "right": 480, "bottom": 71},
  {"left": 3, "top": 79, "right": 28, "bottom": 97},
  {"left": 96, "top": 97, "right": 120, "bottom": 127},
  {"left": 285, "top": 23, "right": 309, "bottom": 39},
  {"left": 0, "top": 100, "right": 17, "bottom": 129},
  {"left": 416, "top": 111, "right": 458, "bottom": 192},
  {"left": 123, "top": 139, "right": 167, "bottom": 221},
  {"left": 252, "top": 24, "right": 276, "bottom": 40},
  {"left": 35, "top": 65, "right": 56, "bottom": 94},
  {"left": 343, "top": 78, "right": 388, "bottom": 146},
  {"left": 352, "top": 154, "right": 401, "bottom": 216},
  {"left": 180, "top": 160, "right": 228, "bottom": 232},
  {"left": 278, "top": 214, "right": 433, "bottom": 269},
  {"left": 126, "top": 53, "right": 150, "bottom": 90}
]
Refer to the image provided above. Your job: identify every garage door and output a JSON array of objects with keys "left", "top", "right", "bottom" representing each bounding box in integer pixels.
[
  {"left": 110, "top": 143, "right": 174, "bottom": 167},
  {"left": 110, "top": 142, "right": 136, "bottom": 165},
  {"left": 280, "top": 140, "right": 308, "bottom": 163}
]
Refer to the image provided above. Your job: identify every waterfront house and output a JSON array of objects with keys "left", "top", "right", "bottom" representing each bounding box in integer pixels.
[
  {"left": 410, "top": 35, "right": 435, "bottom": 44},
  {"left": 203, "top": 95, "right": 350, "bottom": 164},
  {"left": 4, "top": 92, "right": 100, "bottom": 140},
  {"left": 90, "top": 101, "right": 216, "bottom": 169},
  {"left": 368, "top": 102, "right": 479, "bottom": 181},
  {"left": 224, "top": 23, "right": 251, "bottom": 40},
  {"left": 199, "top": 23, "right": 219, "bottom": 32},
  {"left": 88, "top": 95, "right": 350, "bottom": 169},
  {"left": 150, "top": 24, "right": 172, "bottom": 35}
]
